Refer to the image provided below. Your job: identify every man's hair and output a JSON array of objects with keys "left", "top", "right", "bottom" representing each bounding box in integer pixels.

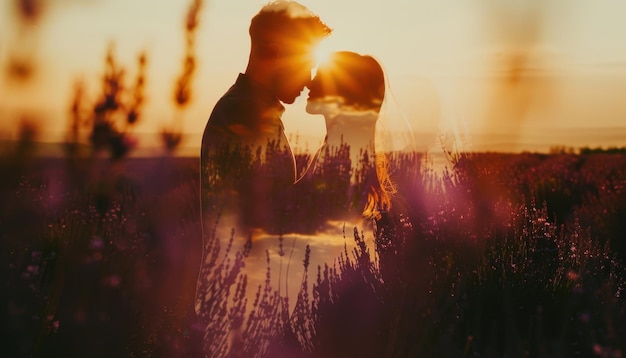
[{"left": 249, "top": 1, "right": 331, "bottom": 52}]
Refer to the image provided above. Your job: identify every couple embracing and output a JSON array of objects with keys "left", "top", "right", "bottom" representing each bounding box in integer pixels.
[
  {"left": 196, "top": 1, "right": 413, "bottom": 353},
  {"left": 200, "top": 0, "right": 406, "bottom": 238}
]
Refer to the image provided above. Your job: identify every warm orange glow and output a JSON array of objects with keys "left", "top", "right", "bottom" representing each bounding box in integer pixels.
[
  {"left": 1, "top": 0, "right": 625, "bottom": 153},
  {"left": 314, "top": 42, "right": 334, "bottom": 66},
  {"left": 312, "top": 40, "right": 335, "bottom": 75}
]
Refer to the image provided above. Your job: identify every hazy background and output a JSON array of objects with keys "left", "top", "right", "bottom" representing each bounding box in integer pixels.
[{"left": 1, "top": 0, "right": 625, "bottom": 154}]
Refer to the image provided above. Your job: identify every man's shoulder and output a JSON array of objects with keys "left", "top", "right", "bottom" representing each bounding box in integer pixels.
[
  {"left": 206, "top": 91, "right": 254, "bottom": 126},
  {"left": 206, "top": 81, "right": 280, "bottom": 132},
  {"left": 202, "top": 92, "right": 257, "bottom": 148}
]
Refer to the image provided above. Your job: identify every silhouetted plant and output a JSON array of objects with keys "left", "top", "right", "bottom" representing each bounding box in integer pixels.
[
  {"left": 63, "top": 79, "right": 88, "bottom": 160},
  {"left": 5, "top": 0, "right": 46, "bottom": 81},
  {"left": 579, "top": 146, "right": 626, "bottom": 155},
  {"left": 161, "top": 0, "right": 204, "bottom": 154},
  {"left": 14, "top": 119, "right": 38, "bottom": 160},
  {"left": 88, "top": 44, "right": 147, "bottom": 160}
]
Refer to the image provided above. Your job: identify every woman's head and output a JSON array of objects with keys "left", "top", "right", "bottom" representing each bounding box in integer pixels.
[{"left": 307, "top": 51, "right": 385, "bottom": 113}]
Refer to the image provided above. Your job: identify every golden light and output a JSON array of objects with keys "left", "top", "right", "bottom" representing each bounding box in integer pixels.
[
  {"left": 311, "top": 40, "right": 336, "bottom": 77},
  {"left": 314, "top": 41, "right": 335, "bottom": 65}
]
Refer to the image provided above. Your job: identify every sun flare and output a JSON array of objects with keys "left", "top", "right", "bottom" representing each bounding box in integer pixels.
[
  {"left": 314, "top": 41, "right": 335, "bottom": 65},
  {"left": 311, "top": 40, "right": 339, "bottom": 79}
]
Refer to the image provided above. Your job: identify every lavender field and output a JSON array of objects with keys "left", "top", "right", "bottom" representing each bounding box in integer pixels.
[{"left": 2, "top": 147, "right": 625, "bottom": 357}]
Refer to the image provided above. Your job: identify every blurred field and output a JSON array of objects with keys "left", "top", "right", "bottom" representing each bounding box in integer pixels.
[
  {"left": 1, "top": 151, "right": 625, "bottom": 357},
  {"left": 1, "top": 156, "right": 204, "bottom": 357}
]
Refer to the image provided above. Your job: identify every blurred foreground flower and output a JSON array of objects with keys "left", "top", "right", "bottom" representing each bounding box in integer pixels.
[
  {"left": 65, "top": 44, "right": 147, "bottom": 160},
  {"left": 161, "top": 0, "right": 204, "bottom": 154}
]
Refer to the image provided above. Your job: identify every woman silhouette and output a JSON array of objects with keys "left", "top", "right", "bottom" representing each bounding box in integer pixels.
[{"left": 304, "top": 51, "right": 412, "bottom": 221}]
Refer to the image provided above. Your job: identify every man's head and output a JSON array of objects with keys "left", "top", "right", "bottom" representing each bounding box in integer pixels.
[{"left": 246, "top": 1, "right": 332, "bottom": 104}]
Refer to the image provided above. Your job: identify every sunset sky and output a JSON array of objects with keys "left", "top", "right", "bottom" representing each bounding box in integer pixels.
[{"left": 1, "top": 0, "right": 625, "bottom": 153}]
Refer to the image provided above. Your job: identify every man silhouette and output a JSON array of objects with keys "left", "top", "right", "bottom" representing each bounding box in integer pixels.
[
  {"left": 200, "top": 1, "right": 331, "bottom": 235},
  {"left": 196, "top": 3, "right": 330, "bottom": 354}
]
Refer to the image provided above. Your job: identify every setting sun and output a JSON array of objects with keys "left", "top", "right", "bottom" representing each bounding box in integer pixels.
[
  {"left": 311, "top": 39, "right": 337, "bottom": 78},
  {"left": 313, "top": 39, "right": 335, "bottom": 67}
]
